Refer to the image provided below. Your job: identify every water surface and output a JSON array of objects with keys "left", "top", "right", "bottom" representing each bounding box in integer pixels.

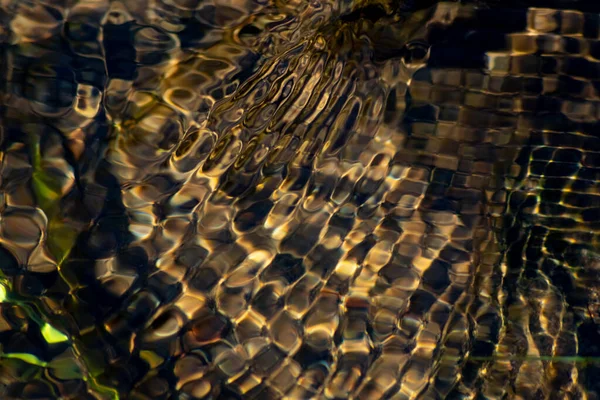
[{"left": 0, "top": 0, "right": 599, "bottom": 398}]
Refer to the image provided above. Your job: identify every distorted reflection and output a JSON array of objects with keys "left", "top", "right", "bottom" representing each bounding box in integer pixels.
[{"left": 0, "top": 0, "right": 599, "bottom": 398}]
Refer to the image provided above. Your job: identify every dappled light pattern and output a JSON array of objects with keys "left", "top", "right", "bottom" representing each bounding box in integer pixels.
[{"left": 0, "top": 0, "right": 599, "bottom": 399}]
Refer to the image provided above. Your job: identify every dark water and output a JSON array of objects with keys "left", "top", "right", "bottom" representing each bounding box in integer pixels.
[{"left": 0, "top": 0, "right": 599, "bottom": 399}]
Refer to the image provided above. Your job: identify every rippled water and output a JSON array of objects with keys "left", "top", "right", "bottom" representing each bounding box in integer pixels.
[{"left": 0, "top": 0, "right": 599, "bottom": 399}]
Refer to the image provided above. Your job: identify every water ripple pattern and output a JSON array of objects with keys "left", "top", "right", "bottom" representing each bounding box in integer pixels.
[{"left": 0, "top": 0, "right": 599, "bottom": 399}]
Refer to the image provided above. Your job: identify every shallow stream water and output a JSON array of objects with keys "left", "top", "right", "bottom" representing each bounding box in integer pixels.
[{"left": 0, "top": 0, "right": 599, "bottom": 399}]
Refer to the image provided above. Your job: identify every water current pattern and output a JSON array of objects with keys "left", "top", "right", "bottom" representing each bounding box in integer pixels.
[{"left": 0, "top": 0, "right": 599, "bottom": 399}]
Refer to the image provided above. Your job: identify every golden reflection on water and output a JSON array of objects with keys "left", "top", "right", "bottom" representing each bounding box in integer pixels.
[{"left": 0, "top": 0, "right": 599, "bottom": 399}]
